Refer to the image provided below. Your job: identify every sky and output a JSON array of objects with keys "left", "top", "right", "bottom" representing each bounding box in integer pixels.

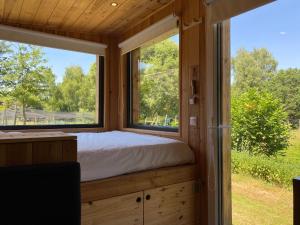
[
  {"left": 43, "top": 47, "right": 95, "bottom": 83},
  {"left": 231, "top": 0, "right": 300, "bottom": 70}
]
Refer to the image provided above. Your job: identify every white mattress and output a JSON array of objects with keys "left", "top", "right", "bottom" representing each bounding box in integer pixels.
[{"left": 73, "top": 131, "right": 195, "bottom": 182}]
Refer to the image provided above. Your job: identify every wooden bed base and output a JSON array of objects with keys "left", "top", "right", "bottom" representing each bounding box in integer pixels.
[
  {"left": 81, "top": 164, "right": 197, "bottom": 202},
  {"left": 81, "top": 164, "right": 197, "bottom": 225}
]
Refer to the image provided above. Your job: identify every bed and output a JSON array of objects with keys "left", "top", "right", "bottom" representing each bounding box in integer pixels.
[{"left": 73, "top": 131, "right": 195, "bottom": 182}]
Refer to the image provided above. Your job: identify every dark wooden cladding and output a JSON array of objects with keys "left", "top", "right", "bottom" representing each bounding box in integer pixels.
[
  {"left": 0, "top": 132, "right": 77, "bottom": 166},
  {"left": 294, "top": 177, "right": 300, "bottom": 225}
]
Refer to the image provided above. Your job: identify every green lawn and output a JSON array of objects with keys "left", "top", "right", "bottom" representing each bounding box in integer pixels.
[
  {"left": 282, "top": 130, "right": 300, "bottom": 163},
  {"left": 232, "top": 130, "right": 300, "bottom": 225},
  {"left": 232, "top": 174, "right": 293, "bottom": 225}
]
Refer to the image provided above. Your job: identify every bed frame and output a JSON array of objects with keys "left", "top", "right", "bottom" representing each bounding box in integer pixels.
[
  {"left": 81, "top": 164, "right": 197, "bottom": 225},
  {"left": 0, "top": 132, "right": 198, "bottom": 225},
  {"left": 81, "top": 164, "right": 196, "bottom": 202}
]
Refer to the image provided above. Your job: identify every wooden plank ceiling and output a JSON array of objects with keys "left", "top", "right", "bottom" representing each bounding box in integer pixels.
[{"left": 0, "top": 0, "right": 172, "bottom": 36}]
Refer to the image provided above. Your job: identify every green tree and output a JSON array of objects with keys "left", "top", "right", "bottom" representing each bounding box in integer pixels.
[
  {"left": 79, "top": 63, "right": 96, "bottom": 112},
  {"left": 232, "top": 48, "right": 278, "bottom": 94},
  {"left": 60, "top": 66, "right": 85, "bottom": 112},
  {"left": 0, "top": 44, "right": 54, "bottom": 125},
  {"left": 231, "top": 88, "right": 290, "bottom": 156},
  {"left": 139, "top": 38, "right": 179, "bottom": 124},
  {"left": 0, "top": 41, "right": 14, "bottom": 125},
  {"left": 267, "top": 68, "right": 300, "bottom": 128}
]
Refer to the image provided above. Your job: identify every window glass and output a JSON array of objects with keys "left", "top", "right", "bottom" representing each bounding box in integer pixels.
[
  {"left": 128, "top": 32, "right": 180, "bottom": 131},
  {"left": 0, "top": 40, "right": 103, "bottom": 128}
]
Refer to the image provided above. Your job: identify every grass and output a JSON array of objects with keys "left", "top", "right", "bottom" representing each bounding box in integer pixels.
[
  {"left": 232, "top": 174, "right": 293, "bottom": 225},
  {"left": 232, "top": 130, "right": 300, "bottom": 225},
  {"left": 282, "top": 130, "right": 300, "bottom": 164}
]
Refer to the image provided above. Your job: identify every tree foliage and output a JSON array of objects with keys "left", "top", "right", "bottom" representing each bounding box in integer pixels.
[
  {"left": 139, "top": 38, "right": 179, "bottom": 122},
  {"left": 232, "top": 48, "right": 278, "bottom": 94},
  {"left": 0, "top": 43, "right": 55, "bottom": 124},
  {"left": 267, "top": 69, "right": 300, "bottom": 128},
  {"left": 231, "top": 88, "right": 290, "bottom": 156},
  {"left": 0, "top": 41, "right": 97, "bottom": 125}
]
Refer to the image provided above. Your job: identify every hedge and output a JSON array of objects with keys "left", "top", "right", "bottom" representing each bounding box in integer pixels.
[{"left": 232, "top": 150, "right": 300, "bottom": 188}]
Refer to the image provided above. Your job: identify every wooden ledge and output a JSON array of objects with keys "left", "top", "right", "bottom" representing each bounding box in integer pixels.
[
  {"left": 81, "top": 164, "right": 196, "bottom": 203},
  {"left": 0, "top": 132, "right": 76, "bottom": 144}
]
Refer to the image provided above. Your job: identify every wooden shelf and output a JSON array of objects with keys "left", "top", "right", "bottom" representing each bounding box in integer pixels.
[{"left": 0, "top": 132, "right": 76, "bottom": 144}]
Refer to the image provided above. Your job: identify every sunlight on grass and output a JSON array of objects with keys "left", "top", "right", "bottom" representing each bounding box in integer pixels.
[
  {"left": 232, "top": 130, "right": 300, "bottom": 225},
  {"left": 283, "top": 130, "right": 300, "bottom": 163},
  {"left": 232, "top": 174, "right": 293, "bottom": 225}
]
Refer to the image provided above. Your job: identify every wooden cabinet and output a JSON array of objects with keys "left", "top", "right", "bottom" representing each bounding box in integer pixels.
[
  {"left": 82, "top": 180, "right": 196, "bottom": 225},
  {"left": 0, "top": 132, "right": 77, "bottom": 166},
  {"left": 82, "top": 191, "right": 143, "bottom": 225},
  {"left": 144, "top": 181, "right": 196, "bottom": 225}
]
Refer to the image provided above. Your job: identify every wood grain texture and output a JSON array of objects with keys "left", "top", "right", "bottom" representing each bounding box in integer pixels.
[
  {"left": 32, "top": 141, "right": 63, "bottom": 163},
  {"left": 144, "top": 180, "right": 196, "bottom": 225},
  {"left": 107, "top": 39, "right": 120, "bottom": 130},
  {"left": 0, "top": 0, "right": 173, "bottom": 36},
  {"left": 0, "top": 144, "right": 6, "bottom": 166},
  {"left": 62, "top": 140, "right": 77, "bottom": 161},
  {"left": 294, "top": 177, "right": 300, "bottom": 225},
  {"left": 0, "top": 143, "right": 32, "bottom": 166},
  {"left": 0, "top": 133, "right": 77, "bottom": 166},
  {"left": 0, "top": 132, "right": 76, "bottom": 143},
  {"left": 221, "top": 20, "right": 232, "bottom": 225},
  {"left": 81, "top": 165, "right": 196, "bottom": 203},
  {"left": 82, "top": 191, "right": 143, "bottom": 225}
]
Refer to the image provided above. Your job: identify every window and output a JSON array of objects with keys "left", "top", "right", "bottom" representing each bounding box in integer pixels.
[
  {"left": 127, "top": 32, "right": 180, "bottom": 131},
  {"left": 0, "top": 40, "right": 104, "bottom": 129}
]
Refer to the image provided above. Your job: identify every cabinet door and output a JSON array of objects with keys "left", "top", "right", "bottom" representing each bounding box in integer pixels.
[
  {"left": 82, "top": 191, "right": 143, "bottom": 225},
  {"left": 144, "top": 181, "right": 196, "bottom": 225}
]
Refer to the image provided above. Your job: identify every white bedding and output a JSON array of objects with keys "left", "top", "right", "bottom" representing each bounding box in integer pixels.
[{"left": 73, "top": 131, "right": 195, "bottom": 182}]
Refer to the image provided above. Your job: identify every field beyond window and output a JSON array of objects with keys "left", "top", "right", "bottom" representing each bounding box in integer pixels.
[
  {"left": 129, "top": 33, "right": 179, "bottom": 130},
  {"left": 0, "top": 40, "right": 100, "bottom": 127}
]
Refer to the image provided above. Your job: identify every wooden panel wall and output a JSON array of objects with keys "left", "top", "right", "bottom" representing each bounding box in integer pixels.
[
  {"left": 179, "top": 1, "right": 209, "bottom": 225},
  {"left": 117, "top": 1, "right": 213, "bottom": 224},
  {"left": 0, "top": 133, "right": 77, "bottom": 166},
  {"left": 106, "top": 38, "right": 120, "bottom": 130},
  {"left": 221, "top": 20, "right": 232, "bottom": 225}
]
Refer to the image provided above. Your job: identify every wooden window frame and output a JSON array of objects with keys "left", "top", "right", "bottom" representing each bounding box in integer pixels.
[
  {"left": 0, "top": 54, "right": 105, "bottom": 131},
  {"left": 126, "top": 32, "right": 181, "bottom": 133}
]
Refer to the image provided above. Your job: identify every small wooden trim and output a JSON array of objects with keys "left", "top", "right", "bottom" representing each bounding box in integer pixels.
[
  {"left": 0, "top": 132, "right": 76, "bottom": 143},
  {"left": 182, "top": 17, "right": 203, "bottom": 31},
  {"left": 81, "top": 164, "right": 196, "bottom": 202},
  {"left": 294, "top": 177, "right": 300, "bottom": 225},
  {"left": 0, "top": 127, "right": 107, "bottom": 134}
]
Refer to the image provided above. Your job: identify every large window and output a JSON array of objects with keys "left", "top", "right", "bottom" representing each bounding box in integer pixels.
[
  {"left": 127, "top": 32, "right": 180, "bottom": 131},
  {"left": 0, "top": 40, "right": 104, "bottom": 129}
]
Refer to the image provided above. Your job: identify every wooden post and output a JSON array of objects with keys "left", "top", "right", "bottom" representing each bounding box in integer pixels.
[{"left": 294, "top": 177, "right": 300, "bottom": 225}]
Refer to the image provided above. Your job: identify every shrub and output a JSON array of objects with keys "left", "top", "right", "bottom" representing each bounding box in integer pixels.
[
  {"left": 232, "top": 151, "right": 300, "bottom": 188},
  {"left": 232, "top": 88, "right": 290, "bottom": 156}
]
